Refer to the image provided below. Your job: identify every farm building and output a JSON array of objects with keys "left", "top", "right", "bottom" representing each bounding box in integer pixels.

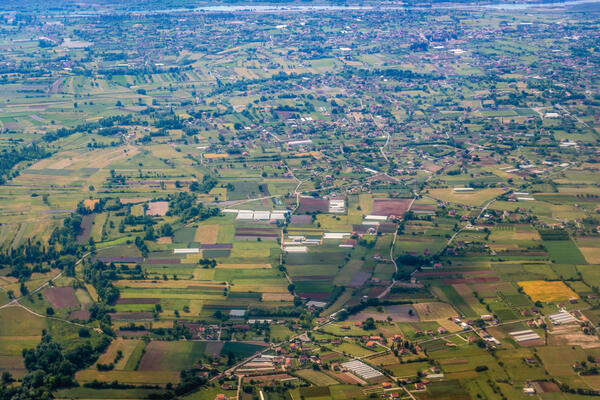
[
  {"left": 174, "top": 248, "right": 200, "bottom": 254},
  {"left": 510, "top": 329, "right": 542, "bottom": 343},
  {"left": 323, "top": 232, "right": 351, "bottom": 240},
  {"left": 230, "top": 309, "right": 247, "bottom": 319},
  {"left": 548, "top": 312, "right": 576, "bottom": 325},
  {"left": 284, "top": 246, "right": 308, "bottom": 253},
  {"left": 287, "top": 139, "right": 313, "bottom": 146},
  {"left": 341, "top": 360, "right": 383, "bottom": 380}
]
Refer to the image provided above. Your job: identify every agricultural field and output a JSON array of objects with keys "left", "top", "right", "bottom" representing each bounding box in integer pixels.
[{"left": 0, "top": 1, "right": 599, "bottom": 399}]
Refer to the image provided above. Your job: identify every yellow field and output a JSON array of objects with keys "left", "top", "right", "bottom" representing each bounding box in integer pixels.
[
  {"left": 84, "top": 283, "right": 99, "bottom": 301},
  {"left": 578, "top": 247, "right": 600, "bottom": 264},
  {"left": 574, "top": 239, "right": 600, "bottom": 264},
  {"left": 130, "top": 204, "right": 145, "bottom": 216},
  {"left": 230, "top": 283, "right": 288, "bottom": 293},
  {"left": 182, "top": 253, "right": 204, "bottom": 264},
  {"left": 294, "top": 151, "right": 322, "bottom": 159},
  {"left": 518, "top": 280, "right": 578, "bottom": 302},
  {"left": 207, "top": 188, "right": 227, "bottom": 201},
  {"left": 216, "top": 263, "right": 271, "bottom": 269},
  {"left": 95, "top": 338, "right": 141, "bottom": 369},
  {"left": 262, "top": 293, "right": 294, "bottom": 301},
  {"left": 194, "top": 225, "right": 219, "bottom": 243},
  {"left": 193, "top": 268, "right": 215, "bottom": 280},
  {"left": 204, "top": 153, "right": 228, "bottom": 159},
  {"left": 83, "top": 199, "right": 99, "bottom": 210}
]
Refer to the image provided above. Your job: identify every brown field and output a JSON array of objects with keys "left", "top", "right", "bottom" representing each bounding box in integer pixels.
[
  {"left": 513, "top": 230, "right": 541, "bottom": 241},
  {"left": 76, "top": 214, "right": 95, "bottom": 244},
  {"left": 372, "top": 198, "right": 413, "bottom": 217},
  {"left": 468, "top": 282, "right": 515, "bottom": 298},
  {"left": 194, "top": 225, "right": 219, "bottom": 243},
  {"left": 75, "top": 369, "right": 179, "bottom": 385},
  {"left": 413, "top": 302, "right": 458, "bottom": 321},
  {"left": 262, "top": 293, "right": 294, "bottom": 301},
  {"left": 581, "top": 376, "right": 600, "bottom": 391},
  {"left": 204, "top": 341, "right": 224, "bottom": 356},
  {"left": 246, "top": 373, "right": 295, "bottom": 382},
  {"left": 0, "top": 355, "right": 26, "bottom": 379},
  {"left": 44, "top": 286, "right": 78, "bottom": 308},
  {"left": 146, "top": 201, "right": 169, "bottom": 216},
  {"left": 428, "top": 188, "right": 505, "bottom": 207},
  {"left": 137, "top": 341, "right": 168, "bottom": 371},
  {"left": 156, "top": 236, "right": 172, "bottom": 244},
  {"left": 532, "top": 381, "right": 561, "bottom": 393},
  {"left": 549, "top": 324, "right": 600, "bottom": 349},
  {"left": 231, "top": 284, "right": 288, "bottom": 293},
  {"left": 335, "top": 372, "right": 366, "bottom": 385},
  {"left": 297, "top": 197, "right": 329, "bottom": 213},
  {"left": 519, "top": 280, "right": 578, "bottom": 302},
  {"left": 69, "top": 310, "right": 90, "bottom": 320}
]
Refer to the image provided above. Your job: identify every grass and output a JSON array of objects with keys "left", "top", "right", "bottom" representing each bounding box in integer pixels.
[
  {"left": 295, "top": 369, "right": 339, "bottom": 386},
  {"left": 434, "top": 285, "right": 477, "bottom": 318},
  {"left": 124, "top": 340, "right": 147, "bottom": 371},
  {"left": 544, "top": 240, "right": 587, "bottom": 264},
  {"left": 221, "top": 341, "right": 265, "bottom": 357}
]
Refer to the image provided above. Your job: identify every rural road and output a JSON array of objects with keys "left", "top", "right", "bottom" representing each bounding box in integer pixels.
[{"left": 0, "top": 250, "right": 103, "bottom": 332}]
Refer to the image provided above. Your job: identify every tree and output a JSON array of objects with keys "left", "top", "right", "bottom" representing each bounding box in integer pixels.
[{"left": 362, "top": 317, "right": 376, "bottom": 330}]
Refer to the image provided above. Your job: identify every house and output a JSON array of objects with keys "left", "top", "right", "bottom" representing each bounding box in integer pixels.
[
  {"left": 366, "top": 340, "right": 377, "bottom": 348},
  {"left": 382, "top": 382, "right": 393, "bottom": 389}
]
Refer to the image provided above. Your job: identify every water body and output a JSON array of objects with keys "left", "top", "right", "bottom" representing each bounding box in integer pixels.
[
  {"left": 28, "top": 0, "right": 600, "bottom": 17},
  {"left": 481, "top": 0, "right": 600, "bottom": 9}
]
